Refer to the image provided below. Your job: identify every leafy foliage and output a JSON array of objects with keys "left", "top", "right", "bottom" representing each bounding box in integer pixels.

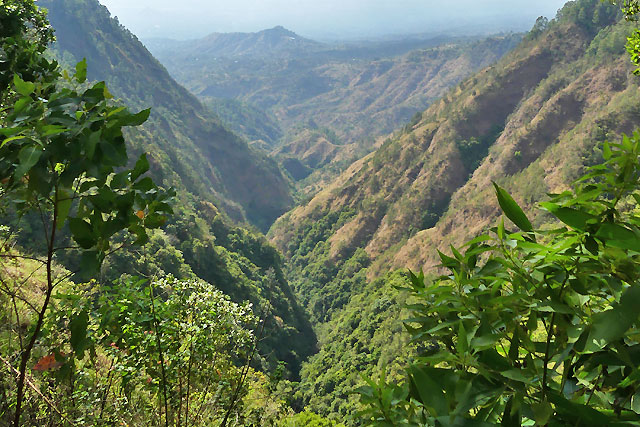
[
  {"left": 1, "top": 67, "right": 173, "bottom": 276},
  {"left": 0, "top": 0, "right": 56, "bottom": 98},
  {"left": 35, "top": 276, "right": 259, "bottom": 425},
  {"left": 358, "top": 135, "right": 640, "bottom": 424}
]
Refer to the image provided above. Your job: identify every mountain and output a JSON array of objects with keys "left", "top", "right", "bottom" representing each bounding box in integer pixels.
[
  {"left": 148, "top": 29, "right": 521, "bottom": 197},
  {"left": 41, "top": 0, "right": 293, "bottom": 231},
  {"left": 38, "top": 0, "right": 315, "bottom": 378},
  {"left": 145, "top": 26, "right": 322, "bottom": 59},
  {"left": 269, "top": 0, "right": 637, "bottom": 418}
]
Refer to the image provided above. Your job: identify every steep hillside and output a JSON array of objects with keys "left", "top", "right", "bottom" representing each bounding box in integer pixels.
[
  {"left": 33, "top": 0, "right": 315, "bottom": 378},
  {"left": 41, "top": 0, "right": 293, "bottom": 231},
  {"left": 270, "top": 0, "right": 639, "bottom": 418}
]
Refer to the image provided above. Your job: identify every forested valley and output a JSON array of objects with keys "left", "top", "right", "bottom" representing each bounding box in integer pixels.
[{"left": 2, "top": 0, "right": 640, "bottom": 425}]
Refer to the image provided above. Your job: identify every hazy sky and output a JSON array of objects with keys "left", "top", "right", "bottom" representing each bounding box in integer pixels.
[{"left": 97, "top": 0, "right": 569, "bottom": 40}]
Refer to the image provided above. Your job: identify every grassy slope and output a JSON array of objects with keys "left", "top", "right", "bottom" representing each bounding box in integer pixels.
[{"left": 269, "top": 0, "right": 638, "bottom": 419}]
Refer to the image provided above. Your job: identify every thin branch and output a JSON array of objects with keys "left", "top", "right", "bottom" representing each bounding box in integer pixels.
[{"left": 0, "top": 253, "right": 47, "bottom": 264}]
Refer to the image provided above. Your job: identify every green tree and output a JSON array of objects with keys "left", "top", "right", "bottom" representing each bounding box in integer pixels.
[
  {"left": 611, "top": 0, "right": 640, "bottom": 72},
  {"left": 0, "top": 2, "right": 172, "bottom": 424},
  {"left": 359, "top": 133, "right": 640, "bottom": 426}
]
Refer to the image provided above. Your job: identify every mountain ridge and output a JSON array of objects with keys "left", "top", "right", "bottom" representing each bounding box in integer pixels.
[{"left": 145, "top": 25, "right": 322, "bottom": 60}]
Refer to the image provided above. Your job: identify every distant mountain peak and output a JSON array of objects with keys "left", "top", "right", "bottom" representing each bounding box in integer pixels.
[{"left": 268, "top": 25, "right": 290, "bottom": 33}]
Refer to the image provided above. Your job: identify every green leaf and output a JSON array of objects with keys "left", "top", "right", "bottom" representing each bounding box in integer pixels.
[
  {"left": 458, "top": 322, "right": 469, "bottom": 354},
  {"left": 41, "top": 125, "right": 68, "bottom": 137},
  {"left": 14, "top": 145, "right": 43, "bottom": 179},
  {"left": 595, "top": 223, "right": 640, "bottom": 252},
  {"left": 0, "top": 135, "right": 27, "bottom": 148},
  {"left": 408, "top": 366, "right": 448, "bottom": 416},
  {"left": 56, "top": 188, "right": 73, "bottom": 230},
  {"left": 585, "top": 285, "right": 640, "bottom": 352},
  {"left": 131, "top": 153, "right": 149, "bottom": 181},
  {"left": 133, "top": 177, "right": 154, "bottom": 192},
  {"left": 501, "top": 395, "right": 520, "bottom": 426},
  {"left": 632, "top": 391, "right": 640, "bottom": 414},
  {"left": 540, "top": 203, "right": 597, "bottom": 231},
  {"left": 13, "top": 96, "right": 31, "bottom": 114},
  {"left": 603, "top": 141, "right": 612, "bottom": 160},
  {"left": 120, "top": 108, "right": 150, "bottom": 127},
  {"left": 532, "top": 401, "right": 554, "bottom": 425},
  {"left": 144, "top": 213, "right": 166, "bottom": 229},
  {"left": 13, "top": 75, "right": 35, "bottom": 96},
  {"left": 70, "top": 311, "right": 89, "bottom": 358},
  {"left": 84, "top": 131, "right": 100, "bottom": 159},
  {"left": 548, "top": 391, "right": 612, "bottom": 424},
  {"left": 0, "top": 127, "right": 26, "bottom": 137},
  {"left": 493, "top": 183, "right": 532, "bottom": 232},
  {"left": 68, "top": 218, "right": 96, "bottom": 249},
  {"left": 78, "top": 250, "right": 101, "bottom": 278},
  {"left": 75, "top": 59, "right": 87, "bottom": 83}
]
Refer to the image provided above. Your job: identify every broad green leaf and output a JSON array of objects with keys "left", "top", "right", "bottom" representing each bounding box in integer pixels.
[
  {"left": 13, "top": 96, "right": 31, "bottom": 114},
  {"left": 78, "top": 250, "right": 101, "bottom": 278},
  {"left": 548, "top": 391, "right": 612, "bottom": 424},
  {"left": 120, "top": 108, "right": 150, "bottom": 127},
  {"left": 75, "top": 58, "right": 87, "bottom": 83},
  {"left": 0, "top": 127, "right": 25, "bottom": 137},
  {"left": 632, "top": 391, "right": 640, "bottom": 414},
  {"left": 540, "top": 203, "right": 597, "bottom": 231},
  {"left": 595, "top": 223, "right": 640, "bottom": 252},
  {"left": 0, "top": 135, "right": 26, "bottom": 148},
  {"left": 458, "top": 322, "right": 469, "bottom": 354},
  {"left": 41, "top": 125, "right": 68, "bottom": 136},
  {"left": 493, "top": 183, "right": 532, "bottom": 232},
  {"left": 133, "top": 176, "right": 154, "bottom": 192},
  {"left": 103, "top": 85, "right": 113, "bottom": 99},
  {"left": 532, "top": 401, "right": 554, "bottom": 425},
  {"left": 409, "top": 366, "right": 448, "bottom": 416},
  {"left": 144, "top": 213, "right": 166, "bottom": 229},
  {"left": 68, "top": 218, "right": 96, "bottom": 249},
  {"left": 500, "top": 369, "right": 531, "bottom": 384},
  {"left": 620, "top": 366, "right": 640, "bottom": 388},
  {"left": 13, "top": 75, "right": 35, "bottom": 96},
  {"left": 14, "top": 145, "right": 43, "bottom": 179},
  {"left": 55, "top": 188, "right": 73, "bottom": 230},
  {"left": 603, "top": 141, "right": 612, "bottom": 160},
  {"left": 585, "top": 285, "right": 640, "bottom": 352},
  {"left": 501, "top": 395, "right": 520, "bottom": 427},
  {"left": 84, "top": 131, "right": 100, "bottom": 160},
  {"left": 131, "top": 153, "right": 149, "bottom": 181}
]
